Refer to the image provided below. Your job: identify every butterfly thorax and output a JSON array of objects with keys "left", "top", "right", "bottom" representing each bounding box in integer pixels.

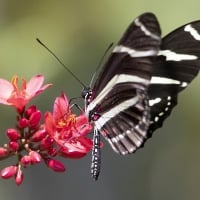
[{"left": 81, "top": 87, "right": 101, "bottom": 121}]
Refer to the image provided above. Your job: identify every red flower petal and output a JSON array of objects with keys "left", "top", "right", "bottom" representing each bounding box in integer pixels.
[
  {"left": 75, "top": 114, "right": 92, "bottom": 136},
  {"left": 60, "top": 147, "right": 87, "bottom": 159},
  {"left": 44, "top": 112, "right": 56, "bottom": 137},
  {"left": 59, "top": 137, "right": 93, "bottom": 159},
  {"left": 0, "top": 79, "right": 13, "bottom": 104},
  {"left": 53, "top": 93, "right": 71, "bottom": 120},
  {"left": 78, "top": 137, "right": 93, "bottom": 150},
  {"left": 26, "top": 75, "right": 52, "bottom": 96}
]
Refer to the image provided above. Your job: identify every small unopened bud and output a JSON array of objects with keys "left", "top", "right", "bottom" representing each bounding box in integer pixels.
[
  {"left": 46, "top": 159, "right": 66, "bottom": 172},
  {"left": 18, "top": 118, "right": 28, "bottom": 128},
  {"left": 9, "top": 141, "right": 19, "bottom": 152},
  {"left": 0, "top": 147, "right": 8, "bottom": 157},
  {"left": 40, "top": 137, "right": 54, "bottom": 149},
  {"left": 29, "top": 151, "right": 41, "bottom": 164},
  {"left": 1, "top": 166, "right": 17, "bottom": 179},
  {"left": 29, "top": 111, "right": 41, "bottom": 129},
  {"left": 15, "top": 166, "right": 23, "bottom": 185},
  {"left": 21, "top": 155, "right": 31, "bottom": 166},
  {"left": 30, "top": 129, "right": 47, "bottom": 142},
  {"left": 25, "top": 105, "right": 37, "bottom": 118},
  {"left": 6, "top": 129, "right": 20, "bottom": 141}
]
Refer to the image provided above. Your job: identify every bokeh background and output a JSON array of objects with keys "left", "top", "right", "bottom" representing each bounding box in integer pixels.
[{"left": 0, "top": 0, "right": 200, "bottom": 200}]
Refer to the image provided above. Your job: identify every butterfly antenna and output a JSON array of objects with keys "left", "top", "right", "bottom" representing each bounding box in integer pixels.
[
  {"left": 36, "top": 38, "right": 87, "bottom": 88},
  {"left": 89, "top": 42, "right": 113, "bottom": 88}
]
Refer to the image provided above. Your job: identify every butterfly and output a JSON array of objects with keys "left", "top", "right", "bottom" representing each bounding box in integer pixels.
[{"left": 81, "top": 13, "right": 200, "bottom": 180}]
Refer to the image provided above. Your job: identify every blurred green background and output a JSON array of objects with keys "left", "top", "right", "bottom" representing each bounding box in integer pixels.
[{"left": 0, "top": 0, "right": 200, "bottom": 199}]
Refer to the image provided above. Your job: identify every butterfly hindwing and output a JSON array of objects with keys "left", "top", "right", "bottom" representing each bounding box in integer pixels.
[{"left": 148, "top": 20, "right": 200, "bottom": 134}]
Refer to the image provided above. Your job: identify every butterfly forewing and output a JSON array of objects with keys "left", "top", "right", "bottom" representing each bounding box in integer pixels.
[
  {"left": 86, "top": 13, "right": 161, "bottom": 155},
  {"left": 148, "top": 20, "right": 200, "bottom": 134},
  {"left": 92, "top": 13, "right": 161, "bottom": 95}
]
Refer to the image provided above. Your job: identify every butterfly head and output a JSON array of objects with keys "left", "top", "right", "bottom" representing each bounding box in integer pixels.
[{"left": 81, "top": 87, "right": 93, "bottom": 104}]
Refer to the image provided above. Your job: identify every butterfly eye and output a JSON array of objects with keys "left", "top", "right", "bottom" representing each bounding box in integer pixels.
[{"left": 81, "top": 87, "right": 90, "bottom": 98}]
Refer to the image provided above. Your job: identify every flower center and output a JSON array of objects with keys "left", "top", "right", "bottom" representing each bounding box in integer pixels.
[
  {"left": 57, "top": 114, "right": 76, "bottom": 129},
  {"left": 11, "top": 76, "right": 27, "bottom": 98}
]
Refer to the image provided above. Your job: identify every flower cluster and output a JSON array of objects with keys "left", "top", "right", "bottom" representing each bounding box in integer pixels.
[{"left": 0, "top": 75, "right": 93, "bottom": 185}]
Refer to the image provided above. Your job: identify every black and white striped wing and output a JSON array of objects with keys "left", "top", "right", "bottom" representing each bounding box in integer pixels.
[
  {"left": 148, "top": 20, "right": 200, "bottom": 134},
  {"left": 86, "top": 13, "right": 161, "bottom": 155}
]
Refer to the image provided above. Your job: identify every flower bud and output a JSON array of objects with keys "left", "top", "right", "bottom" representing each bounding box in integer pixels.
[
  {"left": 15, "top": 166, "right": 23, "bottom": 185},
  {"left": 29, "top": 111, "right": 41, "bottom": 129},
  {"left": 18, "top": 118, "right": 28, "bottom": 128},
  {"left": 25, "top": 105, "right": 37, "bottom": 118},
  {"left": 30, "top": 129, "right": 47, "bottom": 142},
  {"left": 40, "top": 137, "right": 54, "bottom": 149},
  {"left": 21, "top": 155, "right": 31, "bottom": 166},
  {"left": 1, "top": 166, "right": 17, "bottom": 179},
  {"left": 6, "top": 129, "right": 20, "bottom": 141},
  {"left": 0, "top": 147, "right": 8, "bottom": 157},
  {"left": 46, "top": 159, "right": 65, "bottom": 172},
  {"left": 9, "top": 141, "right": 19, "bottom": 152},
  {"left": 29, "top": 151, "right": 41, "bottom": 164}
]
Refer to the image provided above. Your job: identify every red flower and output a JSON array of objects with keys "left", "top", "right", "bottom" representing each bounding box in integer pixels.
[
  {"left": 0, "top": 75, "right": 52, "bottom": 112},
  {"left": 45, "top": 93, "right": 93, "bottom": 158},
  {"left": 0, "top": 75, "right": 95, "bottom": 185}
]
